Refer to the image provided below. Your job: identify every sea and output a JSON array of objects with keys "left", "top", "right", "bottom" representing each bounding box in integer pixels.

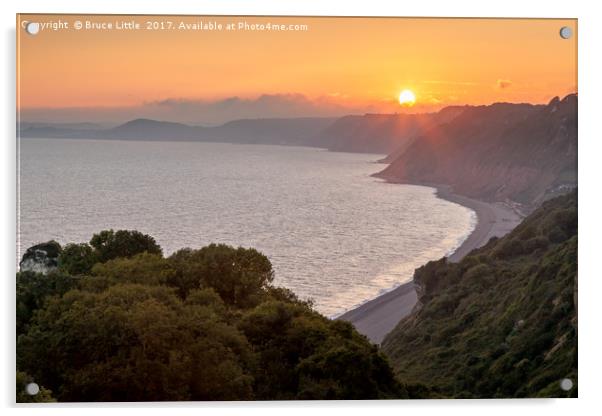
[{"left": 18, "top": 138, "right": 476, "bottom": 317}]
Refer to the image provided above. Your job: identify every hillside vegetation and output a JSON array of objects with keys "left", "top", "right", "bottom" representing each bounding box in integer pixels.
[{"left": 382, "top": 191, "right": 577, "bottom": 398}]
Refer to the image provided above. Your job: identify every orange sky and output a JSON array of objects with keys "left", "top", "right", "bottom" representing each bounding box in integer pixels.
[{"left": 17, "top": 15, "right": 577, "bottom": 123}]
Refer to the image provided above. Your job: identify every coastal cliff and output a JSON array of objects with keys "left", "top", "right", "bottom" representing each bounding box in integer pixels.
[
  {"left": 376, "top": 95, "right": 577, "bottom": 208},
  {"left": 315, "top": 106, "right": 464, "bottom": 155}
]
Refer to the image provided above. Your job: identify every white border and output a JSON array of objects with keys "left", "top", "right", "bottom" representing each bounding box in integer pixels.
[{"left": 3, "top": 1, "right": 602, "bottom": 415}]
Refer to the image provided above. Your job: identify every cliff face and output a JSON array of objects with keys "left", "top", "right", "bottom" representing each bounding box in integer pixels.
[
  {"left": 315, "top": 107, "right": 464, "bottom": 155},
  {"left": 382, "top": 192, "right": 577, "bottom": 398},
  {"left": 376, "top": 95, "right": 577, "bottom": 207}
]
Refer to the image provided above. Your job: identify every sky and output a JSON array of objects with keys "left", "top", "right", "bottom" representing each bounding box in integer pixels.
[{"left": 17, "top": 15, "right": 577, "bottom": 125}]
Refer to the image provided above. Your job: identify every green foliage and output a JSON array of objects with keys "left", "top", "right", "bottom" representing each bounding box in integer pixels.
[
  {"left": 91, "top": 252, "right": 175, "bottom": 285},
  {"left": 239, "top": 301, "right": 405, "bottom": 399},
  {"left": 167, "top": 244, "right": 274, "bottom": 307},
  {"left": 17, "top": 284, "right": 254, "bottom": 401},
  {"left": 185, "top": 287, "right": 226, "bottom": 311},
  {"left": 58, "top": 243, "right": 98, "bottom": 274},
  {"left": 493, "top": 238, "right": 525, "bottom": 259},
  {"left": 16, "top": 270, "right": 76, "bottom": 335},
  {"left": 90, "top": 229, "right": 162, "bottom": 262},
  {"left": 382, "top": 191, "right": 578, "bottom": 398},
  {"left": 523, "top": 236, "right": 549, "bottom": 253},
  {"left": 17, "top": 230, "right": 401, "bottom": 401}
]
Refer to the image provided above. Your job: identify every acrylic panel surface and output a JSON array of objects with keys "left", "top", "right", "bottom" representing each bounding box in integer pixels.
[{"left": 16, "top": 15, "right": 577, "bottom": 402}]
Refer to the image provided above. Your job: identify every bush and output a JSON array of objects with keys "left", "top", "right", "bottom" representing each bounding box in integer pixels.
[
  {"left": 493, "top": 238, "right": 525, "bottom": 259},
  {"left": 524, "top": 236, "right": 549, "bottom": 253}
]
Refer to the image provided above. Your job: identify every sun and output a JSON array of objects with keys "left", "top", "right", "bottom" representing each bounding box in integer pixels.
[{"left": 398, "top": 89, "right": 416, "bottom": 107}]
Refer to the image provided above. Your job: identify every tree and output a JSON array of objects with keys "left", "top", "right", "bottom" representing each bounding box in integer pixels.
[
  {"left": 58, "top": 243, "right": 98, "bottom": 275},
  {"left": 168, "top": 244, "right": 274, "bottom": 307},
  {"left": 91, "top": 252, "right": 175, "bottom": 286},
  {"left": 90, "top": 229, "right": 162, "bottom": 262},
  {"left": 16, "top": 270, "right": 76, "bottom": 335},
  {"left": 17, "top": 284, "right": 255, "bottom": 401},
  {"left": 239, "top": 301, "right": 406, "bottom": 400},
  {"left": 17, "top": 231, "right": 405, "bottom": 401}
]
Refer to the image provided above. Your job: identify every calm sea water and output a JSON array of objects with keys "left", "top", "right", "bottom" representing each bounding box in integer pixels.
[{"left": 18, "top": 138, "right": 475, "bottom": 316}]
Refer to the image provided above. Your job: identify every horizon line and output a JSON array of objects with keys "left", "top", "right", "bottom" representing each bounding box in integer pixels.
[{"left": 19, "top": 92, "right": 577, "bottom": 127}]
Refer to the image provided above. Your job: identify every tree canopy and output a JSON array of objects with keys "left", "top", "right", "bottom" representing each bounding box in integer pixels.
[{"left": 17, "top": 230, "right": 404, "bottom": 401}]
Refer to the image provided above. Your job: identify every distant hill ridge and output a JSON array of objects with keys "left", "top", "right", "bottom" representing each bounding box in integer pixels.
[
  {"left": 19, "top": 107, "right": 466, "bottom": 153},
  {"left": 20, "top": 117, "right": 337, "bottom": 147}
]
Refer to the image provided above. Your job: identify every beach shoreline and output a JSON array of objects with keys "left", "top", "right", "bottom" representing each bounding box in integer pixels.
[{"left": 337, "top": 182, "right": 523, "bottom": 344}]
